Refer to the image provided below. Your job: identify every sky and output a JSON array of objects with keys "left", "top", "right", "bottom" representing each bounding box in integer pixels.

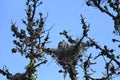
[{"left": 0, "top": 0, "right": 120, "bottom": 80}]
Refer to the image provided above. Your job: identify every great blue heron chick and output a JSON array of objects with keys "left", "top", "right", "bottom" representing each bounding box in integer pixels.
[{"left": 58, "top": 40, "right": 68, "bottom": 49}]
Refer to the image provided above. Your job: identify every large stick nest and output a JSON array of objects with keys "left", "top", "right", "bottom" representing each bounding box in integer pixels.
[{"left": 52, "top": 40, "right": 89, "bottom": 68}]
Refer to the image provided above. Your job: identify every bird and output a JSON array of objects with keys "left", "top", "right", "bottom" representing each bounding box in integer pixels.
[{"left": 58, "top": 40, "right": 68, "bottom": 49}]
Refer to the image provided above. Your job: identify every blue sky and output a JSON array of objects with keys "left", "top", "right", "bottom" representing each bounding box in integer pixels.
[{"left": 0, "top": 0, "right": 120, "bottom": 80}]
